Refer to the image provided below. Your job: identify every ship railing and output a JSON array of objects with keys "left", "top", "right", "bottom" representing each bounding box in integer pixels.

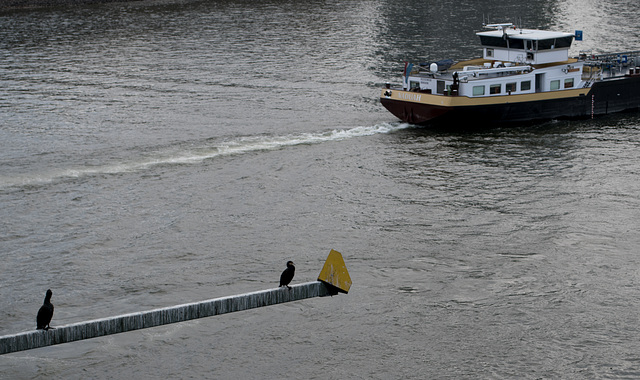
[
  {"left": 582, "top": 72, "right": 597, "bottom": 88},
  {"left": 582, "top": 50, "right": 640, "bottom": 67},
  {"left": 581, "top": 50, "right": 640, "bottom": 79},
  {"left": 456, "top": 65, "right": 532, "bottom": 76}
]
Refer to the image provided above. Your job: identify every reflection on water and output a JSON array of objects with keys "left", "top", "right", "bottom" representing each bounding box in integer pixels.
[
  {"left": 375, "top": 0, "right": 558, "bottom": 71},
  {"left": 551, "top": 0, "right": 640, "bottom": 53}
]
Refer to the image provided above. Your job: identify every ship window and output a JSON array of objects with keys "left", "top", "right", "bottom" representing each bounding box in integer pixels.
[
  {"left": 472, "top": 86, "right": 485, "bottom": 96},
  {"left": 536, "top": 37, "right": 572, "bottom": 50},
  {"left": 479, "top": 35, "right": 508, "bottom": 48},
  {"left": 525, "top": 40, "right": 536, "bottom": 51},
  {"left": 486, "top": 48, "right": 493, "bottom": 57},
  {"left": 564, "top": 78, "right": 574, "bottom": 88},
  {"left": 538, "top": 39, "right": 555, "bottom": 50},
  {"left": 521, "top": 80, "right": 531, "bottom": 91},
  {"left": 489, "top": 84, "right": 501, "bottom": 94},
  {"left": 410, "top": 81, "right": 420, "bottom": 90},
  {"left": 507, "top": 38, "right": 524, "bottom": 50},
  {"left": 550, "top": 80, "right": 560, "bottom": 90},
  {"left": 437, "top": 80, "right": 445, "bottom": 94},
  {"left": 506, "top": 82, "right": 517, "bottom": 93},
  {"left": 555, "top": 36, "right": 573, "bottom": 48}
]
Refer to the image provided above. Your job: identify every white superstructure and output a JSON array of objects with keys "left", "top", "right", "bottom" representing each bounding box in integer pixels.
[{"left": 402, "top": 23, "right": 587, "bottom": 98}]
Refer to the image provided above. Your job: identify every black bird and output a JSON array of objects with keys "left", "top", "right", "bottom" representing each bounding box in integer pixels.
[
  {"left": 279, "top": 261, "right": 295, "bottom": 289},
  {"left": 36, "top": 289, "right": 54, "bottom": 330}
]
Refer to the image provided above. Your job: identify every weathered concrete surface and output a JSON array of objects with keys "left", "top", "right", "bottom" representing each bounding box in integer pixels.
[{"left": 1, "top": 281, "right": 330, "bottom": 355}]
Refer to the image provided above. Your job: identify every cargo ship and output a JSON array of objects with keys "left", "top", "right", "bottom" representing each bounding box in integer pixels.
[{"left": 380, "top": 23, "right": 640, "bottom": 127}]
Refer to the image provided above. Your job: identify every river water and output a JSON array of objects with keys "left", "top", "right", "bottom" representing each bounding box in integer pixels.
[{"left": 1, "top": 0, "right": 640, "bottom": 378}]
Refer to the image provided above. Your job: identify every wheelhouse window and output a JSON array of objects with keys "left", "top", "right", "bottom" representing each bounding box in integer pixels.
[
  {"left": 489, "top": 84, "right": 501, "bottom": 94},
  {"left": 472, "top": 86, "right": 485, "bottom": 96},
  {"left": 410, "top": 81, "right": 420, "bottom": 90},
  {"left": 555, "top": 36, "right": 573, "bottom": 48},
  {"left": 550, "top": 80, "right": 561, "bottom": 90},
  {"left": 486, "top": 48, "right": 494, "bottom": 57},
  {"left": 538, "top": 39, "right": 555, "bottom": 50},
  {"left": 480, "top": 35, "right": 572, "bottom": 51},
  {"left": 564, "top": 78, "right": 574, "bottom": 88},
  {"left": 537, "top": 37, "right": 573, "bottom": 50},
  {"left": 521, "top": 80, "right": 531, "bottom": 91},
  {"left": 506, "top": 82, "right": 517, "bottom": 93},
  {"left": 525, "top": 40, "right": 536, "bottom": 51},
  {"left": 479, "top": 36, "right": 508, "bottom": 48},
  {"left": 507, "top": 38, "right": 524, "bottom": 50}
]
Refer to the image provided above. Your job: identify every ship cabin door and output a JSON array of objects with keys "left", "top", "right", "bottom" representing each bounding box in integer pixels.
[{"left": 535, "top": 73, "right": 544, "bottom": 93}]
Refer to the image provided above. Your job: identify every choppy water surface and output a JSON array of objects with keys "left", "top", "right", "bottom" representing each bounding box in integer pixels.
[{"left": 2, "top": 0, "right": 640, "bottom": 378}]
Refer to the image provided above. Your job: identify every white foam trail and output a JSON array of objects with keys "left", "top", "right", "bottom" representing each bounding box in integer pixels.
[{"left": 0, "top": 122, "right": 411, "bottom": 189}]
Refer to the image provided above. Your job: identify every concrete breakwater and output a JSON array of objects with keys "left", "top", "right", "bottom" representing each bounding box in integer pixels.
[{"left": 1, "top": 281, "right": 331, "bottom": 355}]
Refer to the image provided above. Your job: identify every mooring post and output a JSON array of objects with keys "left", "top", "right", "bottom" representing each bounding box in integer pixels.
[{"left": 0, "top": 250, "right": 351, "bottom": 355}]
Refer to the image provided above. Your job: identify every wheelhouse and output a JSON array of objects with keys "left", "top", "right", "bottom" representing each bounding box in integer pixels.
[
  {"left": 476, "top": 24, "right": 575, "bottom": 65},
  {"left": 400, "top": 23, "right": 584, "bottom": 98}
]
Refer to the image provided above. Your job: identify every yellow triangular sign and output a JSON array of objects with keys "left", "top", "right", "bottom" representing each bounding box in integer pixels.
[{"left": 317, "top": 249, "right": 352, "bottom": 294}]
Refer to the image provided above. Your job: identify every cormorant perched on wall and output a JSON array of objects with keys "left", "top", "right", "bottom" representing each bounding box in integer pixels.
[
  {"left": 36, "top": 289, "right": 54, "bottom": 330},
  {"left": 279, "top": 261, "right": 295, "bottom": 289}
]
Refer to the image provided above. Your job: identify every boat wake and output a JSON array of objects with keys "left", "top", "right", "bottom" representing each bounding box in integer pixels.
[{"left": 0, "top": 122, "right": 411, "bottom": 190}]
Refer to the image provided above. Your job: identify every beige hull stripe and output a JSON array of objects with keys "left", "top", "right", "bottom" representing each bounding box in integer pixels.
[{"left": 381, "top": 88, "right": 590, "bottom": 107}]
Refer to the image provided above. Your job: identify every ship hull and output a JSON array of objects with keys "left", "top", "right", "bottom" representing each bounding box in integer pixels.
[{"left": 380, "top": 75, "right": 640, "bottom": 127}]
